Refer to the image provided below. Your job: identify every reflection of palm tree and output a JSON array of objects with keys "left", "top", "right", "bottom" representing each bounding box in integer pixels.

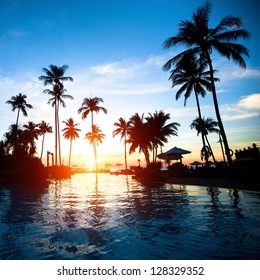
[
  {"left": 112, "top": 117, "right": 131, "bottom": 170},
  {"left": 6, "top": 93, "right": 33, "bottom": 128},
  {"left": 38, "top": 121, "right": 53, "bottom": 161},
  {"left": 163, "top": 1, "right": 249, "bottom": 165},
  {"left": 190, "top": 117, "right": 219, "bottom": 162},
  {"left": 62, "top": 118, "right": 81, "bottom": 167},
  {"left": 146, "top": 110, "right": 180, "bottom": 162},
  {"left": 78, "top": 97, "right": 107, "bottom": 127},
  {"left": 39, "top": 64, "right": 73, "bottom": 166},
  {"left": 85, "top": 125, "right": 105, "bottom": 172}
]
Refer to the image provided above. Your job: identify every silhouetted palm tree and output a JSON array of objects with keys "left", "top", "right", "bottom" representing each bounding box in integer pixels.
[
  {"left": 39, "top": 64, "right": 73, "bottom": 166},
  {"left": 78, "top": 96, "right": 107, "bottom": 127},
  {"left": 127, "top": 113, "right": 151, "bottom": 166},
  {"left": 43, "top": 84, "right": 74, "bottom": 165},
  {"left": 112, "top": 117, "right": 131, "bottom": 170},
  {"left": 190, "top": 117, "right": 219, "bottom": 162},
  {"left": 85, "top": 125, "right": 105, "bottom": 172},
  {"left": 169, "top": 53, "right": 219, "bottom": 165},
  {"left": 39, "top": 64, "right": 73, "bottom": 86},
  {"left": 62, "top": 118, "right": 81, "bottom": 167},
  {"left": 163, "top": 1, "right": 249, "bottom": 165},
  {"left": 6, "top": 93, "right": 33, "bottom": 127},
  {"left": 146, "top": 111, "right": 180, "bottom": 162},
  {"left": 23, "top": 121, "right": 39, "bottom": 157},
  {"left": 38, "top": 121, "right": 53, "bottom": 161}
]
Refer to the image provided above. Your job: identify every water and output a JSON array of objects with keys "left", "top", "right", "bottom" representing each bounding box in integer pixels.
[{"left": 0, "top": 173, "right": 260, "bottom": 260}]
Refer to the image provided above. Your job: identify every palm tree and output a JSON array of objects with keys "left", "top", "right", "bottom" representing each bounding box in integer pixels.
[
  {"left": 43, "top": 84, "right": 74, "bottom": 165},
  {"left": 168, "top": 53, "right": 219, "bottom": 165},
  {"left": 85, "top": 125, "right": 105, "bottom": 172},
  {"left": 38, "top": 121, "right": 53, "bottom": 161},
  {"left": 39, "top": 64, "right": 73, "bottom": 86},
  {"left": 146, "top": 111, "right": 180, "bottom": 162},
  {"left": 127, "top": 113, "right": 151, "bottom": 166},
  {"left": 78, "top": 96, "right": 107, "bottom": 127},
  {"left": 112, "top": 117, "right": 131, "bottom": 170},
  {"left": 23, "top": 121, "right": 39, "bottom": 157},
  {"left": 62, "top": 118, "right": 81, "bottom": 167},
  {"left": 163, "top": 1, "right": 249, "bottom": 165},
  {"left": 6, "top": 93, "right": 33, "bottom": 127},
  {"left": 190, "top": 117, "right": 219, "bottom": 162},
  {"left": 39, "top": 64, "right": 73, "bottom": 166}
]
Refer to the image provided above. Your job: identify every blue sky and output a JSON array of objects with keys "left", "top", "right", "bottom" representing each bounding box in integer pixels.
[{"left": 0, "top": 0, "right": 259, "bottom": 167}]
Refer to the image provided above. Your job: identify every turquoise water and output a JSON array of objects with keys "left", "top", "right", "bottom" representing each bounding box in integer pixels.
[{"left": 0, "top": 173, "right": 260, "bottom": 260}]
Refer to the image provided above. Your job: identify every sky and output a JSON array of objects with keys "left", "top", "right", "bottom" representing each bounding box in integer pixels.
[{"left": 0, "top": 0, "right": 259, "bottom": 168}]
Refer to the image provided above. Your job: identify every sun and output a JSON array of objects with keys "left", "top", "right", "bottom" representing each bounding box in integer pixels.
[{"left": 84, "top": 157, "right": 95, "bottom": 167}]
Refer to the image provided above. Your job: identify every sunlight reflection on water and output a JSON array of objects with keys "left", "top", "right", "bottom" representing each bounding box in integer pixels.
[{"left": 0, "top": 173, "right": 260, "bottom": 260}]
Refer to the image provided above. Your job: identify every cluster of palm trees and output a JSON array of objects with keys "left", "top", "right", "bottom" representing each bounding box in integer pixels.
[
  {"left": 113, "top": 111, "right": 180, "bottom": 169},
  {"left": 162, "top": 1, "right": 249, "bottom": 165},
  {"left": 2, "top": 1, "right": 249, "bottom": 170}
]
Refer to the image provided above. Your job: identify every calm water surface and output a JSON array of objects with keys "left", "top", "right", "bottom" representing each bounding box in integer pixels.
[{"left": 0, "top": 173, "right": 260, "bottom": 260}]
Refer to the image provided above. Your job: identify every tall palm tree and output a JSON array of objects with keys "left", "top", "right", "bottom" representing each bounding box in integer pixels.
[
  {"left": 43, "top": 84, "right": 74, "bottom": 165},
  {"left": 163, "top": 1, "right": 249, "bottom": 165},
  {"left": 146, "top": 111, "right": 180, "bottom": 162},
  {"left": 38, "top": 121, "right": 53, "bottom": 161},
  {"left": 39, "top": 64, "right": 73, "bottom": 86},
  {"left": 78, "top": 96, "right": 107, "bottom": 127},
  {"left": 6, "top": 93, "right": 33, "bottom": 127},
  {"left": 190, "top": 117, "right": 219, "bottom": 162},
  {"left": 23, "top": 121, "right": 39, "bottom": 157},
  {"left": 127, "top": 113, "right": 151, "bottom": 166},
  {"left": 169, "top": 53, "right": 219, "bottom": 165},
  {"left": 112, "top": 117, "right": 131, "bottom": 170},
  {"left": 85, "top": 125, "right": 105, "bottom": 172},
  {"left": 62, "top": 118, "right": 81, "bottom": 167},
  {"left": 39, "top": 64, "right": 73, "bottom": 166}
]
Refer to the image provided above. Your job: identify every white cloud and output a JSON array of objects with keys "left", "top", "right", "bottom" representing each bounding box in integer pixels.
[{"left": 237, "top": 93, "right": 260, "bottom": 110}]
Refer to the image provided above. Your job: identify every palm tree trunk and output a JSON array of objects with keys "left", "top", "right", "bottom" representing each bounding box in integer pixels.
[
  {"left": 93, "top": 141, "right": 97, "bottom": 172},
  {"left": 205, "top": 135, "right": 216, "bottom": 162},
  {"left": 57, "top": 102, "right": 61, "bottom": 165},
  {"left": 54, "top": 102, "right": 58, "bottom": 166},
  {"left": 69, "top": 138, "right": 72, "bottom": 167},
  {"left": 194, "top": 91, "right": 209, "bottom": 166},
  {"left": 124, "top": 135, "right": 128, "bottom": 170},
  {"left": 16, "top": 108, "right": 20, "bottom": 128},
  {"left": 206, "top": 52, "right": 232, "bottom": 165},
  {"left": 40, "top": 133, "right": 45, "bottom": 161}
]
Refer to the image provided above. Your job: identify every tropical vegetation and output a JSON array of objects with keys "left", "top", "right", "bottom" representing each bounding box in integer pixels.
[
  {"left": 0, "top": 1, "right": 252, "bottom": 181},
  {"left": 163, "top": 0, "right": 249, "bottom": 165}
]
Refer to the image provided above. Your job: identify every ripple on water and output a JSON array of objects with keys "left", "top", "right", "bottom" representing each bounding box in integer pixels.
[{"left": 0, "top": 173, "right": 260, "bottom": 259}]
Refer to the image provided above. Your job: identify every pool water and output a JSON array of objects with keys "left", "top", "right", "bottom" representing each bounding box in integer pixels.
[{"left": 0, "top": 173, "right": 259, "bottom": 260}]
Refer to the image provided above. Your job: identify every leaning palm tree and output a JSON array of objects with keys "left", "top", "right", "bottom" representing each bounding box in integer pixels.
[
  {"left": 62, "top": 118, "right": 81, "bottom": 167},
  {"left": 39, "top": 64, "right": 73, "bottom": 166},
  {"left": 6, "top": 93, "right": 33, "bottom": 127},
  {"left": 38, "top": 121, "right": 53, "bottom": 161},
  {"left": 163, "top": 1, "right": 249, "bottom": 165},
  {"left": 112, "top": 117, "right": 131, "bottom": 170},
  {"left": 190, "top": 117, "right": 219, "bottom": 162},
  {"left": 78, "top": 96, "right": 107, "bottom": 127},
  {"left": 169, "top": 53, "right": 219, "bottom": 165},
  {"left": 146, "top": 111, "right": 180, "bottom": 162},
  {"left": 85, "top": 125, "right": 106, "bottom": 172}
]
